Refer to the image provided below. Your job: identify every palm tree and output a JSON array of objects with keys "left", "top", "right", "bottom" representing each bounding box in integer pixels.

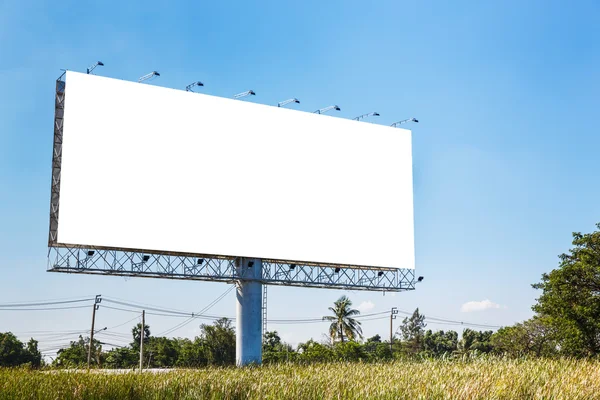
[{"left": 323, "top": 296, "right": 362, "bottom": 343}]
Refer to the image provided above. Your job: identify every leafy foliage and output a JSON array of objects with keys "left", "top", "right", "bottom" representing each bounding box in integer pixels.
[
  {"left": 0, "top": 333, "right": 41, "bottom": 367},
  {"left": 200, "top": 318, "right": 236, "bottom": 365},
  {"left": 491, "top": 316, "right": 557, "bottom": 357},
  {"left": 398, "top": 308, "right": 426, "bottom": 355},
  {"left": 322, "top": 296, "right": 363, "bottom": 343},
  {"left": 532, "top": 223, "right": 600, "bottom": 357},
  {"left": 54, "top": 336, "right": 103, "bottom": 368},
  {"left": 423, "top": 330, "right": 458, "bottom": 357}
]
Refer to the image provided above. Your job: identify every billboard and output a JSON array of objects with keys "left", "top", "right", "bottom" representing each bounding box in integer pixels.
[{"left": 54, "top": 71, "right": 414, "bottom": 269}]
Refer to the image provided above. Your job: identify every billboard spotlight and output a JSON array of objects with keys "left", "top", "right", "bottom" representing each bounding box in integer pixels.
[
  {"left": 197, "top": 258, "right": 204, "bottom": 265},
  {"left": 86, "top": 61, "right": 104, "bottom": 75},
  {"left": 186, "top": 81, "right": 204, "bottom": 92},
  {"left": 314, "top": 105, "right": 341, "bottom": 114},
  {"left": 138, "top": 71, "right": 160, "bottom": 83},
  {"left": 277, "top": 98, "right": 300, "bottom": 108},
  {"left": 234, "top": 90, "right": 256, "bottom": 99},
  {"left": 353, "top": 112, "right": 380, "bottom": 121},
  {"left": 390, "top": 117, "right": 418, "bottom": 127}
]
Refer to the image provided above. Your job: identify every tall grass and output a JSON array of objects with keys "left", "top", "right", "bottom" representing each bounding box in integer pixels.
[{"left": 1, "top": 358, "right": 599, "bottom": 399}]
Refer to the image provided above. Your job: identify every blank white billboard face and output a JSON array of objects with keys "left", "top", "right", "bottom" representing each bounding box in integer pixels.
[{"left": 57, "top": 71, "right": 414, "bottom": 269}]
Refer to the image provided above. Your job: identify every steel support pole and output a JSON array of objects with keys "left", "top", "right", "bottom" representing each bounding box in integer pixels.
[
  {"left": 235, "top": 258, "right": 263, "bottom": 366},
  {"left": 140, "top": 310, "right": 145, "bottom": 372},
  {"left": 87, "top": 295, "right": 101, "bottom": 370}
]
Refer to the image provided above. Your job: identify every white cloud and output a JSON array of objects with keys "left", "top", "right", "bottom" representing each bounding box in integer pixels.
[
  {"left": 460, "top": 299, "right": 504, "bottom": 313},
  {"left": 357, "top": 300, "right": 375, "bottom": 313}
]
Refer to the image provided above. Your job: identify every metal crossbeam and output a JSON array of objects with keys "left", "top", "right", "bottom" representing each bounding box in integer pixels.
[{"left": 47, "top": 246, "right": 415, "bottom": 292}]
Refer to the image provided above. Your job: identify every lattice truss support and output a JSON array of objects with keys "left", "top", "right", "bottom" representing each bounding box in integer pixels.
[
  {"left": 47, "top": 246, "right": 416, "bottom": 292},
  {"left": 48, "top": 73, "right": 65, "bottom": 245}
]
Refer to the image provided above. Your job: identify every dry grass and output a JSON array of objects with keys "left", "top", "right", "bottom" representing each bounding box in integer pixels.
[{"left": 1, "top": 358, "right": 599, "bottom": 399}]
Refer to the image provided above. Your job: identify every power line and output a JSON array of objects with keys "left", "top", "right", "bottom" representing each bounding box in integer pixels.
[
  {"left": 158, "top": 285, "right": 235, "bottom": 337},
  {"left": 10, "top": 329, "right": 88, "bottom": 335},
  {"left": 0, "top": 298, "right": 93, "bottom": 307},
  {"left": 107, "top": 314, "right": 143, "bottom": 330},
  {"left": 103, "top": 299, "right": 192, "bottom": 316},
  {"left": 94, "top": 299, "right": 503, "bottom": 330},
  {"left": 105, "top": 295, "right": 193, "bottom": 315},
  {"left": 0, "top": 305, "right": 91, "bottom": 311}
]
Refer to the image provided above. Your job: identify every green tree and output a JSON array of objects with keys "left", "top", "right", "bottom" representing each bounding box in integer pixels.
[
  {"left": 399, "top": 308, "right": 426, "bottom": 355},
  {"left": 297, "top": 339, "right": 334, "bottom": 362},
  {"left": 147, "top": 337, "right": 180, "bottom": 368},
  {"left": 334, "top": 341, "right": 366, "bottom": 361},
  {"left": 54, "top": 336, "right": 103, "bottom": 368},
  {"left": 131, "top": 323, "right": 151, "bottom": 349},
  {"left": 24, "top": 338, "right": 42, "bottom": 367},
  {"left": 201, "top": 318, "right": 236, "bottom": 365},
  {"left": 460, "top": 329, "right": 493, "bottom": 354},
  {"left": 532, "top": 224, "right": 600, "bottom": 357},
  {"left": 491, "top": 316, "right": 557, "bottom": 358},
  {"left": 423, "top": 330, "right": 458, "bottom": 357},
  {"left": 262, "top": 331, "right": 294, "bottom": 363},
  {"left": 322, "top": 296, "right": 362, "bottom": 343},
  {"left": 104, "top": 347, "right": 137, "bottom": 368},
  {"left": 176, "top": 337, "right": 208, "bottom": 367},
  {"left": 0, "top": 332, "right": 25, "bottom": 367}
]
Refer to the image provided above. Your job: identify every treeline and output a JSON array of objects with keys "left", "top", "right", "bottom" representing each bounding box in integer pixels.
[
  {"left": 2, "top": 222, "right": 600, "bottom": 368},
  {"left": 0, "top": 310, "right": 559, "bottom": 368},
  {"left": 0, "top": 315, "right": 499, "bottom": 368}
]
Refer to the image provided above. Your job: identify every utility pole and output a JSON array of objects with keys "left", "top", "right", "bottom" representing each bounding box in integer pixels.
[
  {"left": 139, "top": 310, "right": 145, "bottom": 372},
  {"left": 390, "top": 307, "right": 398, "bottom": 355},
  {"left": 87, "top": 294, "right": 102, "bottom": 370}
]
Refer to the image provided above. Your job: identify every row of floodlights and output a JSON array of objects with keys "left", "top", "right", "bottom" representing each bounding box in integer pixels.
[
  {"left": 82, "top": 250, "right": 423, "bottom": 280},
  {"left": 86, "top": 61, "right": 418, "bottom": 127}
]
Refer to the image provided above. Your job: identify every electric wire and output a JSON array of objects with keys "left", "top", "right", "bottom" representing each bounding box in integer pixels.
[
  {"left": 158, "top": 285, "right": 235, "bottom": 336},
  {"left": 105, "top": 295, "right": 193, "bottom": 315},
  {"left": 0, "top": 298, "right": 93, "bottom": 307},
  {"left": 0, "top": 305, "right": 91, "bottom": 311},
  {"left": 107, "top": 313, "right": 143, "bottom": 330},
  {"left": 103, "top": 299, "right": 192, "bottom": 316}
]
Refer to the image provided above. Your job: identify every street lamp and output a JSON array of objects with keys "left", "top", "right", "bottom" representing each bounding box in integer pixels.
[
  {"left": 314, "top": 105, "right": 341, "bottom": 114},
  {"left": 353, "top": 112, "right": 380, "bottom": 121},
  {"left": 138, "top": 71, "right": 160, "bottom": 83},
  {"left": 278, "top": 98, "right": 300, "bottom": 108},
  {"left": 86, "top": 61, "right": 104, "bottom": 75},
  {"left": 390, "top": 117, "right": 418, "bottom": 127},
  {"left": 234, "top": 90, "right": 256, "bottom": 99},
  {"left": 186, "top": 81, "right": 204, "bottom": 92}
]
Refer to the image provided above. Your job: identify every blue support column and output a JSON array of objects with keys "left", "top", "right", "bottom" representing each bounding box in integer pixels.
[{"left": 235, "top": 258, "right": 263, "bottom": 366}]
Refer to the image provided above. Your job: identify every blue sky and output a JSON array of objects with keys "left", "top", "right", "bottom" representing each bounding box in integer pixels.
[{"left": 1, "top": 0, "right": 599, "bottom": 356}]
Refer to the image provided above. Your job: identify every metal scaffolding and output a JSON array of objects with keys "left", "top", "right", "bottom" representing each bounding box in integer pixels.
[{"left": 47, "top": 245, "right": 415, "bottom": 292}]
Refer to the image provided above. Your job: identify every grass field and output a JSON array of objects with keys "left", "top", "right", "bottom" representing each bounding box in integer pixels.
[{"left": 1, "top": 358, "right": 599, "bottom": 399}]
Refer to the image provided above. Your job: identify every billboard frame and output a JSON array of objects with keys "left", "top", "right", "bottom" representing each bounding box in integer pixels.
[{"left": 47, "top": 72, "right": 417, "bottom": 292}]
